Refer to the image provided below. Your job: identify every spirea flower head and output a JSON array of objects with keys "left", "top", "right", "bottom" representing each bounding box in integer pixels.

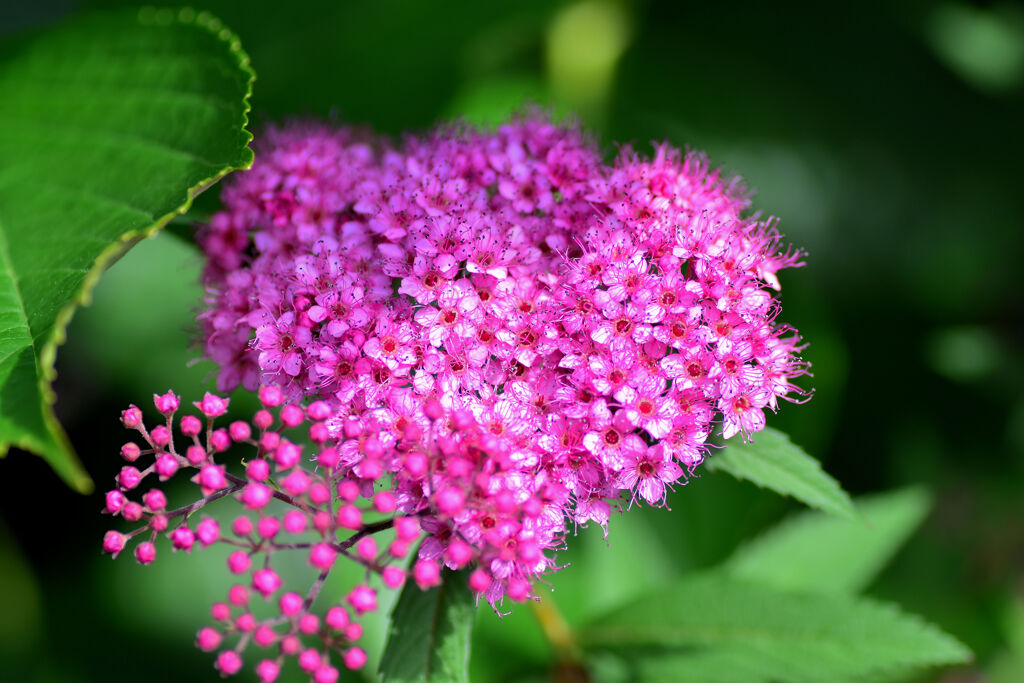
[{"left": 103, "top": 112, "right": 809, "bottom": 679}]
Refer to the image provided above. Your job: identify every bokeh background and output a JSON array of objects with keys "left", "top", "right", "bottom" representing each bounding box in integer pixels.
[{"left": 2, "top": 0, "right": 1023, "bottom": 680}]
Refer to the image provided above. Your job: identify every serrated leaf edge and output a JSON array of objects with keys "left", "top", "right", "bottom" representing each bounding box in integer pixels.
[
  {"left": 1, "top": 7, "right": 255, "bottom": 493},
  {"left": 705, "top": 429, "right": 858, "bottom": 520},
  {"left": 582, "top": 578, "right": 973, "bottom": 679}
]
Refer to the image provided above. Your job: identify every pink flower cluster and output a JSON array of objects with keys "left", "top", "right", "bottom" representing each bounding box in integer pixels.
[
  {"left": 102, "top": 114, "right": 809, "bottom": 680},
  {"left": 200, "top": 115, "right": 807, "bottom": 515}
]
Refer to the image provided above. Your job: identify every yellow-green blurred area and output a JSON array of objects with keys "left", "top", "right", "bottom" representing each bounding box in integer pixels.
[{"left": 1, "top": 0, "right": 1022, "bottom": 680}]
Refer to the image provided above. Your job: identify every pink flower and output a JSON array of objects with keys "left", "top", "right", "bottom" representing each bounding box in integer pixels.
[{"left": 618, "top": 444, "right": 683, "bottom": 506}]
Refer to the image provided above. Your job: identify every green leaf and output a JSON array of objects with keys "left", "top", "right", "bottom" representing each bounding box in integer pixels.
[
  {"left": 723, "top": 487, "right": 931, "bottom": 594},
  {"left": 0, "top": 8, "right": 254, "bottom": 492},
  {"left": 705, "top": 428, "right": 857, "bottom": 519},
  {"left": 380, "top": 569, "right": 475, "bottom": 683},
  {"left": 582, "top": 574, "right": 972, "bottom": 682}
]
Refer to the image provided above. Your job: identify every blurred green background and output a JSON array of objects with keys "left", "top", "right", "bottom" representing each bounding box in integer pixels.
[{"left": 1, "top": 0, "right": 1023, "bottom": 680}]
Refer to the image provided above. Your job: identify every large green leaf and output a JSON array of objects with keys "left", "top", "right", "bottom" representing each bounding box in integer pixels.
[
  {"left": 380, "top": 569, "right": 475, "bottom": 683},
  {"left": 582, "top": 573, "right": 972, "bottom": 682},
  {"left": 705, "top": 428, "right": 857, "bottom": 520},
  {"left": 723, "top": 487, "right": 931, "bottom": 594},
  {"left": 0, "top": 8, "right": 254, "bottom": 491}
]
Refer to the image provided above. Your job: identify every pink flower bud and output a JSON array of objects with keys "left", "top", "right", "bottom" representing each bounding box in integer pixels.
[
  {"left": 347, "top": 585, "right": 377, "bottom": 615},
  {"left": 118, "top": 466, "right": 142, "bottom": 490},
  {"left": 280, "top": 404, "right": 304, "bottom": 428},
  {"left": 519, "top": 540, "right": 542, "bottom": 564},
  {"left": 209, "top": 428, "right": 230, "bottom": 452},
  {"left": 307, "top": 400, "right": 332, "bottom": 420},
  {"left": 255, "top": 659, "right": 280, "bottom": 682},
  {"left": 195, "top": 392, "right": 229, "bottom": 418},
  {"left": 413, "top": 559, "right": 440, "bottom": 589},
  {"left": 154, "top": 453, "right": 179, "bottom": 480},
  {"left": 227, "top": 551, "right": 250, "bottom": 574},
  {"left": 403, "top": 451, "right": 427, "bottom": 477},
  {"left": 283, "top": 510, "right": 306, "bottom": 534},
  {"left": 216, "top": 650, "right": 242, "bottom": 676},
  {"left": 280, "top": 634, "right": 301, "bottom": 656},
  {"left": 356, "top": 537, "right": 377, "bottom": 561},
  {"left": 253, "top": 568, "right": 282, "bottom": 598},
  {"left": 423, "top": 399, "right": 444, "bottom": 420},
  {"left": 298, "top": 648, "right": 321, "bottom": 672},
  {"left": 260, "top": 435, "right": 281, "bottom": 459},
  {"left": 281, "top": 470, "right": 311, "bottom": 496},
  {"left": 254, "top": 625, "right": 277, "bottom": 648},
  {"left": 437, "top": 487, "right": 465, "bottom": 516},
  {"left": 253, "top": 409, "right": 273, "bottom": 430},
  {"left": 180, "top": 415, "right": 202, "bottom": 437},
  {"left": 309, "top": 543, "right": 336, "bottom": 569},
  {"left": 313, "top": 511, "right": 332, "bottom": 532},
  {"left": 389, "top": 539, "right": 410, "bottom": 558},
  {"left": 344, "top": 622, "right": 363, "bottom": 642},
  {"left": 185, "top": 444, "right": 207, "bottom": 466},
  {"left": 150, "top": 425, "right": 171, "bottom": 447},
  {"left": 228, "top": 584, "right": 249, "bottom": 606},
  {"left": 102, "top": 530, "right": 126, "bottom": 556},
  {"left": 357, "top": 457, "right": 383, "bottom": 481},
  {"left": 343, "top": 647, "right": 367, "bottom": 670},
  {"left": 361, "top": 435, "right": 383, "bottom": 458},
  {"left": 232, "top": 516, "right": 253, "bottom": 536},
  {"left": 134, "top": 541, "right": 156, "bottom": 565},
  {"left": 343, "top": 419, "right": 362, "bottom": 438},
  {"left": 258, "top": 385, "right": 283, "bottom": 407},
  {"left": 446, "top": 539, "right": 474, "bottom": 567},
  {"left": 274, "top": 441, "right": 301, "bottom": 470},
  {"left": 382, "top": 566, "right": 405, "bottom": 589},
  {"left": 210, "top": 602, "right": 230, "bottom": 621},
  {"left": 120, "top": 442, "right": 141, "bottom": 462},
  {"left": 373, "top": 491, "right": 397, "bottom": 513},
  {"left": 394, "top": 517, "right": 421, "bottom": 543},
  {"left": 507, "top": 577, "right": 531, "bottom": 601},
  {"left": 236, "top": 612, "right": 256, "bottom": 632},
  {"left": 150, "top": 514, "right": 168, "bottom": 532},
  {"left": 196, "top": 464, "right": 227, "bottom": 493},
  {"left": 325, "top": 606, "right": 350, "bottom": 631},
  {"left": 122, "top": 501, "right": 143, "bottom": 522},
  {"left": 153, "top": 391, "right": 180, "bottom": 415},
  {"left": 196, "top": 626, "right": 222, "bottom": 652},
  {"left": 170, "top": 526, "right": 195, "bottom": 552},
  {"left": 308, "top": 482, "right": 329, "bottom": 505},
  {"left": 469, "top": 568, "right": 492, "bottom": 593},
  {"left": 278, "top": 591, "right": 303, "bottom": 616},
  {"left": 120, "top": 405, "right": 142, "bottom": 428},
  {"left": 317, "top": 447, "right": 339, "bottom": 469},
  {"left": 196, "top": 518, "right": 220, "bottom": 546},
  {"left": 247, "top": 458, "right": 270, "bottom": 482},
  {"left": 309, "top": 422, "right": 329, "bottom": 443},
  {"left": 143, "top": 489, "right": 167, "bottom": 511},
  {"left": 522, "top": 496, "right": 543, "bottom": 518},
  {"left": 240, "top": 482, "right": 272, "bottom": 510},
  {"left": 314, "top": 665, "right": 339, "bottom": 683},
  {"left": 336, "top": 480, "right": 359, "bottom": 502},
  {"left": 298, "top": 613, "right": 319, "bottom": 634},
  {"left": 228, "top": 420, "right": 251, "bottom": 442},
  {"left": 104, "top": 490, "right": 126, "bottom": 514},
  {"left": 335, "top": 505, "right": 362, "bottom": 530},
  {"left": 257, "top": 517, "right": 279, "bottom": 539}
]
